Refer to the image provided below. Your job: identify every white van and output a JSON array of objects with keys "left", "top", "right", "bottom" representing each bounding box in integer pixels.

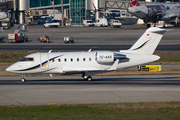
[{"left": 94, "top": 18, "right": 108, "bottom": 27}]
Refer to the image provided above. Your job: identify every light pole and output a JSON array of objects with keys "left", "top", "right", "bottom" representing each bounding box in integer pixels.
[
  {"left": 61, "top": 0, "right": 63, "bottom": 25},
  {"left": 51, "top": 0, "right": 55, "bottom": 20}
]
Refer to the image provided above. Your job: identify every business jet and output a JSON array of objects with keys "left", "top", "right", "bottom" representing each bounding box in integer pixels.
[
  {"left": 6, "top": 27, "right": 167, "bottom": 82},
  {"left": 127, "top": 0, "right": 180, "bottom": 27}
]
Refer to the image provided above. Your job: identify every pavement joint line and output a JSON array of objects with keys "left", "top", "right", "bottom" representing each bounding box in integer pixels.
[
  {"left": 106, "top": 91, "right": 131, "bottom": 102},
  {"left": 162, "top": 91, "right": 180, "bottom": 98},
  {"left": 0, "top": 92, "right": 23, "bottom": 105}
]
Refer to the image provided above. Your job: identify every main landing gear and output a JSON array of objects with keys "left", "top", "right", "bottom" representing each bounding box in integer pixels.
[
  {"left": 82, "top": 73, "right": 92, "bottom": 81},
  {"left": 21, "top": 74, "right": 26, "bottom": 82}
]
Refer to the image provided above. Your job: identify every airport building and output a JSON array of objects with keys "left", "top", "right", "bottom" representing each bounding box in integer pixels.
[
  {"left": 0, "top": 0, "right": 180, "bottom": 25},
  {"left": 29, "top": 0, "right": 105, "bottom": 25}
]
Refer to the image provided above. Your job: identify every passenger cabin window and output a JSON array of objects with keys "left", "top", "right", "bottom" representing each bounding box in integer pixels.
[
  {"left": 71, "top": 58, "right": 73, "bottom": 62},
  {"left": 64, "top": 58, "right": 67, "bottom": 62},
  {"left": 77, "top": 58, "right": 79, "bottom": 62},
  {"left": 20, "top": 57, "right": 34, "bottom": 61},
  {"left": 89, "top": 58, "right": 91, "bottom": 61},
  {"left": 58, "top": 59, "right": 61, "bottom": 62},
  {"left": 83, "top": 58, "right": 85, "bottom": 61}
]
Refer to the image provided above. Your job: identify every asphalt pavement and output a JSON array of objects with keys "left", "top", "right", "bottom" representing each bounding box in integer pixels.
[{"left": 0, "top": 75, "right": 180, "bottom": 105}]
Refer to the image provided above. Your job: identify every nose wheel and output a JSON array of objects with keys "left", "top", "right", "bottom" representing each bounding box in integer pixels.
[{"left": 21, "top": 75, "right": 26, "bottom": 82}]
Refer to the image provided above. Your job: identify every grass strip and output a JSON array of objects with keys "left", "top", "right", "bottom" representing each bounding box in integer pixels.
[{"left": 0, "top": 102, "right": 180, "bottom": 120}]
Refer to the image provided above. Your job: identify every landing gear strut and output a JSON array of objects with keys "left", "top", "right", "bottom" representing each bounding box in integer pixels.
[
  {"left": 21, "top": 74, "right": 26, "bottom": 82},
  {"left": 174, "top": 17, "right": 180, "bottom": 27}
]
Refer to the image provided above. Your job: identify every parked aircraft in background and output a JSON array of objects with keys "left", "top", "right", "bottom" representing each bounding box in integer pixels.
[
  {"left": 92, "top": 3, "right": 130, "bottom": 20},
  {"left": 6, "top": 27, "right": 167, "bottom": 82},
  {"left": 0, "top": 12, "right": 7, "bottom": 20},
  {"left": 127, "top": 0, "right": 180, "bottom": 27}
]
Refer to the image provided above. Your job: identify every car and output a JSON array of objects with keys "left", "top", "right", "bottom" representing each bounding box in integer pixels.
[
  {"left": 83, "top": 20, "right": 94, "bottom": 27},
  {"left": 110, "top": 20, "right": 122, "bottom": 28},
  {"left": 43, "top": 20, "right": 60, "bottom": 28}
]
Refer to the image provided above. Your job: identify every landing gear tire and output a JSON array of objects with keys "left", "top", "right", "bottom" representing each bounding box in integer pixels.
[
  {"left": 84, "top": 76, "right": 92, "bottom": 81},
  {"left": 21, "top": 74, "right": 26, "bottom": 82},
  {"left": 22, "top": 78, "right": 26, "bottom": 82}
]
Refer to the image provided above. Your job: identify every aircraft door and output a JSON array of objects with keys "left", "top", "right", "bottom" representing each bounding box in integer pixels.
[{"left": 40, "top": 53, "right": 49, "bottom": 69}]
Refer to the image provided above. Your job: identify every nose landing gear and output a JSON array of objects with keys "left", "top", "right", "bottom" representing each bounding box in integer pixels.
[{"left": 21, "top": 75, "right": 26, "bottom": 82}]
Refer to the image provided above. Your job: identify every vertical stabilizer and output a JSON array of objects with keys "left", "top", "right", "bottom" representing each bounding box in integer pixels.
[
  {"left": 128, "top": 27, "right": 167, "bottom": 55},
  {"left": 130, "top": 0, "right": 141, "bottom": 7}
]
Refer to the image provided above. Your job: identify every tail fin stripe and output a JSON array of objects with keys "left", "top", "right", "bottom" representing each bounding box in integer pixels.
[{"left": 132, "top": 40, "right": 150, "bottom": 50}]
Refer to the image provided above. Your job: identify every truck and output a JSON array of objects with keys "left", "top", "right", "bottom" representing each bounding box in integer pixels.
[
  {"left": 8, "top": 24, "right": 28, "bottom": 43},
  {"left": 110, "top": 20, "right": 122, "bottom": 28},
  {"left": 52, "top": 14, "right": 62, "bottom": 21},
  {"left": 93, "top": 18, "right": 108, "bottom": 27},
  {"left": 44, "top": 20, "right": 60, "bottom": 28},
  {"left": 0, "top": 18, "right": 10, "bottom": 29}
]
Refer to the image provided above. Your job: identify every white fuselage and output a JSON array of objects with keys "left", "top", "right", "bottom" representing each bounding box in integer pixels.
[
  {"left": 0, "top": 12, "right": 7, "bottom": 20},
  {"left": 128, "top": 4, "right": 180, "bottom": 22},
  {"left": 6, "top": 51, "right": 160, "bottom": 75}
]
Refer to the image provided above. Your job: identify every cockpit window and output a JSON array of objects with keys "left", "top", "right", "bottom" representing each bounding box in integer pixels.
[{"left": 20, "top": 57, "right": 34, "bottom": 61}]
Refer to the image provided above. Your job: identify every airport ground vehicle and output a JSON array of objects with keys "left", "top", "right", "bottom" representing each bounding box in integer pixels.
[
  {"left": 110, "top": 20, "right": 122, "bottom": 28},
  {"left": 0, "top": 36, "right": 5, "bottom": 43},
  {"left": 8, "top": 25, "right": 28, "bottom": 43},
  {"left": 8, "top": 33, "right": 28, "bottom": 43},
  {"left": 43, "top": 20, "right": 59, "bottom": 28},
  {"left": 93, "top": 18, "right": 108, "bottom": 27},
  {"left": 38, "top": 35, "right": 50, "bottom": 43},
  {"left": 64, "top": 36, "right": 74, "bottom": 43},
  {"left": 38, "top": 17, "right": 51, "bottom": 24},
  {"left": 51, "top": 14, "right": 62, "bottom": 20},
  {"left": 83, "top": 20, "right": 94, "bottom": 27}
]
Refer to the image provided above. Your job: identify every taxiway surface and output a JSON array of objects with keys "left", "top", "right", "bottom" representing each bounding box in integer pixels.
[
  {"left": 0, "top": 75, "right": 180, "bottom": 105},
  {"left": 0, "top": 25, "right": 180, "bottom": 51}
]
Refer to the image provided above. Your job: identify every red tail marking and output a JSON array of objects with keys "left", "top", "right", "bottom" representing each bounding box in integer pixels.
[
  {"left": 92, "top": 3, "right": 97, "bottom": 11},
  {"left": 130, "top": 0, "right": 141, "bottom": 7}
]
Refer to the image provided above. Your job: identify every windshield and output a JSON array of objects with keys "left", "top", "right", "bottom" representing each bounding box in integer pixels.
[
  {"left": 20, "top": 57, "right": 34, "bottom": 61},
  {"left": 87, "top": 21, "right": 92, "bottom": 23}
]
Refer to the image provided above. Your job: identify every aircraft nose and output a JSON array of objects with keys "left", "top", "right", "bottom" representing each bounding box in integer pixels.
[
  {"left": 128, "top": 7, "right": 141, "bottom": 13},
  {"left": 3, "top": 13, "right": 7, "bottom": 18},
  {"left": 127, "top": 7, "right": 133, "bottom": 13},
  {"left": 6, "top": 66, "right": 11, "bottom": 72}
]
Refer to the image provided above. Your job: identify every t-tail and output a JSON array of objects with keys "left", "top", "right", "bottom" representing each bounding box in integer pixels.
[
  {"left": 130, "top": 0, "right": 141, "bottom": 7},
  {"left": 121, "top": 27, "right": 167, "bottom": 55}
]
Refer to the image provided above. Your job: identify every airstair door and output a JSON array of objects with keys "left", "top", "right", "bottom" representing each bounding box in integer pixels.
[{"left": 40, "top": 53, "right": 49, "bottom": 69}]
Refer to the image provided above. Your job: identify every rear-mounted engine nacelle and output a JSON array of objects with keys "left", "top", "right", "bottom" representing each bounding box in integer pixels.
[{"left": 96, "top": 52, "right": 126, "bottom": 63}]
